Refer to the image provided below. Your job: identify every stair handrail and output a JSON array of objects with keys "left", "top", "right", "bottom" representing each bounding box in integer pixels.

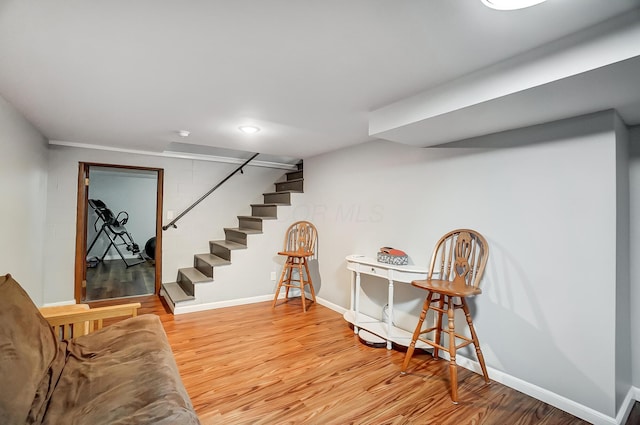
[{"left": 163, "top": 153, "right": 260, "bottom": 231}]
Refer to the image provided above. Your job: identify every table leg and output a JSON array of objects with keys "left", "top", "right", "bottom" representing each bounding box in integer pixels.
[
  {"left": 354, "top": 271, "right": 361, "bottom": 334},
  {"left": 350, "top": 270, "right": 357, "bottom": 334},
  {"left": 387, "top": 279, "right": 393, "bottom": 349}
]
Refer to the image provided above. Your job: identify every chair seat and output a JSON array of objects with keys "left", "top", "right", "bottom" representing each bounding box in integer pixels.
[
  {"left": 411, "top": 279, "right": 482, "bottom": 297},
  {"left": 277, "top": 250, "right": 313, "bottom": 258}
]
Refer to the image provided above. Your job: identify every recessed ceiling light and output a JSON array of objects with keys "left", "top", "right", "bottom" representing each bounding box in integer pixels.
[
  {"left": 238, "top": 125, "right": 260, "bottom": 134},
  {"left": 481, "top": 0, "right": 547, "bottom": 10},
  {"left": 178, "top": 130, "right": 190, "bottom": 137}
]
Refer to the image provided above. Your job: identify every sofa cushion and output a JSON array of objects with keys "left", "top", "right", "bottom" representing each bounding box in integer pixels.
[
  {"left": 0, "top": 274, "right": 59, "bottom": 425},
  {"left": 42, "top": 314, "right": 200, "bottom": 425}
]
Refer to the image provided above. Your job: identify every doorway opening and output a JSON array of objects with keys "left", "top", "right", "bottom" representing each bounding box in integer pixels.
[{"left": 75, "top": 163, "right": 164, "bottom": 302}]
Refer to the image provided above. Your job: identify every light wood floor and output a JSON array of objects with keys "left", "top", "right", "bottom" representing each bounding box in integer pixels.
[{"left": 91, "top": 295, "right": 636, "bottom": 425}]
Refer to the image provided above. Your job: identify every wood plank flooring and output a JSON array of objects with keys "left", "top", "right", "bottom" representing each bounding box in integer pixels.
[
  {"left": 84, "top": 259, "right": 155, "bottom": 301},
  {"left": 89, "top": 295, "right": 605, "bottom": 424}
]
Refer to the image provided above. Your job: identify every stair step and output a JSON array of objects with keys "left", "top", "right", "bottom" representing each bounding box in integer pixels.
[
  {"left": 210, "top": 239, "right": 247, "bottom": 261},
  {"left": 237, "top": 215, "right": 264, "bottom": 231},
  {"left": 286, "top": 170, "right": 304, "bottom": 181},
  {"left": 251, "top": 204, "right": 278, "bottom": 218},
  {"left": 179, "top": 267, "right": 211, "bottom": 284},
  {"left": 275, "top": 178, "right": 303, "bottom": 192},
  {"left": 263, "top": 191, "right": 292, "bottom": 205},
  {"left": 194, "top": 253, "right": 230, "bottom": 278},
  {"left": 238, "top": 215, "right": 277, "bottom": 221},
  {"left": 224, "top": 227, "right": 262, "bottom": 245},
  {"left": 162, "top": 282, "right": 195, "bottom": 304},
  {"left": 225, "top": 227, "right": 262, "bottom": 235},
  {"left": 195, "top": 253, "right": 231, "bottom": 267},
  {"left": 210, "top": 240, "right": 247, "bottom": 250}
]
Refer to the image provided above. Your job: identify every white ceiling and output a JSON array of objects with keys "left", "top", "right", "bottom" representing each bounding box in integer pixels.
[{"left": 0, "top": 0, "right": 639, "bottom": 160}]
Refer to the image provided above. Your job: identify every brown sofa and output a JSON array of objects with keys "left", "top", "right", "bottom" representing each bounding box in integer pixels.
[{"left": 0, "top": 274, "right": 200, "bottom": 425}]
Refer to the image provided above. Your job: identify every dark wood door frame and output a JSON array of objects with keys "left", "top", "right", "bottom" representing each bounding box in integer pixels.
[{"left": 74, "top": 162, "right": 164, "bottom": 302}]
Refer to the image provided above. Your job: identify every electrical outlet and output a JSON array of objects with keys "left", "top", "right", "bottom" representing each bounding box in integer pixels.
[{"left": 270, "top": 271, "right": 276, "bottom": 281}]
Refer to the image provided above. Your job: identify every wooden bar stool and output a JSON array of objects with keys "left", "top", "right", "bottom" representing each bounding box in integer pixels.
[
  {"left": 272, "top": 221, "right": 318, "bottom": 312},
  {"left": 401, "top": 229, "right": 490, "bottom": 403}
]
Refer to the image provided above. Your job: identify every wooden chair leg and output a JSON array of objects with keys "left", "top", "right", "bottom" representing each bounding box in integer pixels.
[
  {"left": 284, "top": 260, "right": 292, "bottom": 300},
  {"left": 272, "top": 260, "right": 290, "bottom": 308},
  {"left": 298, "top": 262, "right": 306, "bottom": 312},
  {"left": 303, "top": 258, "right": 316, "bottom": 303},
  {"left": 401, "top": 292, "right": 433, "bottom": 373},
  {"left": 447, "top": 296, "right": 458, "bottom": 404},
  {"left": 433, "top": 295, "right": 445, "bottom": 359},
  {"left": 273, "top": 258, "right": 291, "bottom": 308},
  {"left": 461, "top": 298, "right": 490, "bottom": 384}
]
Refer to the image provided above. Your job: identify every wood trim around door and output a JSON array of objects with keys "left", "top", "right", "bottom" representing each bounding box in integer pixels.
[
  {"left": 74, "top": 162, "right": 164, "bottom": 302},
  {"left": 155, "top": 169, "right": 164, "bottom": 295},
  {"left": 74, "top": 163, "right": 90, "bottom": 302}
]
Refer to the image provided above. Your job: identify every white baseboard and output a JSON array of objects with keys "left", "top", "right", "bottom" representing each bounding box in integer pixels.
[
  {"left": 87, "top": 252, "right": 140, "bottom": 262},
  {"left": 172, "top": 293, "right": 276, "bottom": 315},
  {"left": 438, "top": 352, "right": 639, "bottom": 425},
  {"left": 616, "top": 387, "right": 639, "bottom": 425},
  {"left": 168, "top": 291, "right": 347, "bottom": 316},
  {"left": 41, "top": 299, "right": 77, "bottom": 307},
  {"left": 316, "top": 296, "right": 347, "bottom": 315},
  {"left": 171, "top": 293, "right": 341, "bottom": 315}
]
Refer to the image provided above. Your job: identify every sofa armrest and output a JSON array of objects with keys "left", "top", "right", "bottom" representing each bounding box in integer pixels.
[{"left": 40, "top": 303, "right": 141, "bottom": 340}]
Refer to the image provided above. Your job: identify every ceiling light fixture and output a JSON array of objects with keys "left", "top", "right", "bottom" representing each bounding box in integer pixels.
[
  {"left": 481, "top": 0, "right": 547, "bottom": 10},
  {"left": 238, "top": 125, "right": 260, "bottom": 134},
  {"left": 178, "top": 130, "right": 190, "bottom": 137}
]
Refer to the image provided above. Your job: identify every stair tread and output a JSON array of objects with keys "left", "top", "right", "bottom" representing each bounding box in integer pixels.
[
  {"left": 280, "top": 177, "right": 303, "bottom": 183},
  {"left": 237, "top": 215, "right": 277, "bottom": 220},
  {"left": 263, "top": 190, "right": 297, "bottom": 195},
  {"left": 194, "top": 253, "right": 231, "bottom": 266},
  {"left": 162, "top": 282, "right": 195, "bottom": 303},
  {"left": 210, "top": 240, "right": 247, "bottom": 250},
  {"left": 274, "top": 187, "right": 303, "bottom": 193},
  {"left": 224, "top": 227, "right": 262, "bottom": 235},
  {"left": 237, "top": 215, "right": 262, "bottom": 220},
  {"left": 259, "top": 199, "right": 290, "bottom": 206},
  {"left": 250, "top": 203, "right": 280, "bottom": 207},
  {"left": 179, "top": 267, "right": 212, "bottom": 283}
]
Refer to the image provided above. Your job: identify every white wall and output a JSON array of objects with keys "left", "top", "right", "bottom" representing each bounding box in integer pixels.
[
  {"left": 304, "top": 111, "right": 623, "bottom": 420},
  {"left": 0, "top": 95, "right": 48, "bottom": 305},
  {"left": 44, "top": 145, "right": 286, "bottom": 304},
  {"left": 629, "top": 125, "right": 640, "bottom": 390}
]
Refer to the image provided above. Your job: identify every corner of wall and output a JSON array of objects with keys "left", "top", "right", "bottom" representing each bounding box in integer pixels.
[
  {"left": 628, "top": 124, "right": 640, "bottom": 391},
  {"left": 614, "top": 113, "right": 632, "bottom": 412}
]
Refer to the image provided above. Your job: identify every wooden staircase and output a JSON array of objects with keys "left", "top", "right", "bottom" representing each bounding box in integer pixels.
[{"left": 161, "top": 165, "right": 304, "bottom": 312}]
